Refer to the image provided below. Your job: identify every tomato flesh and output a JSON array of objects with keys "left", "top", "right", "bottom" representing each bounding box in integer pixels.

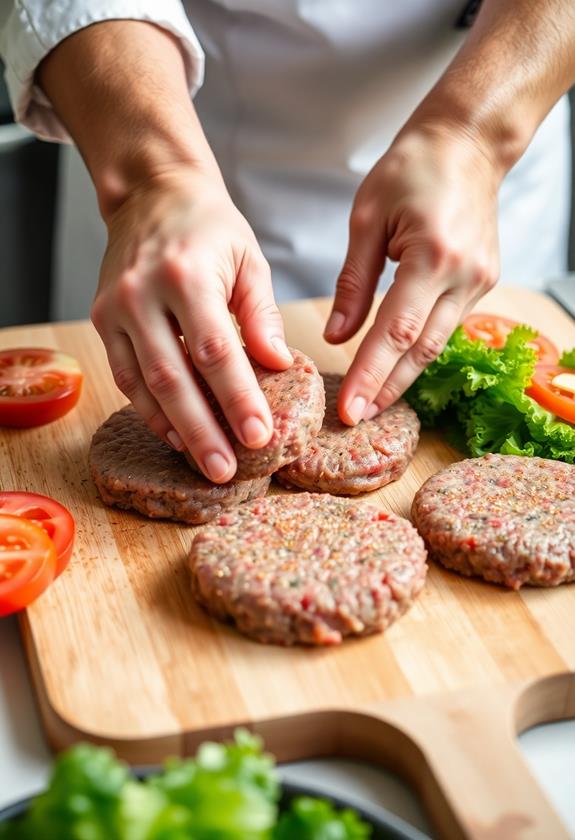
[
  {"left": 0, "top": 492, "right": 75, "bottom": 577},
  {"left": 527, "top": 365, "right": 575, "bottom": 425},
  {"left": 0, "top": 514, "right": 56, "bottom": 617},
  {"left": 0, "top": 348, "right": 83, "bottom": 427},
  {"left": 463, "top": 313, "right": 559, "bottom": 364}
]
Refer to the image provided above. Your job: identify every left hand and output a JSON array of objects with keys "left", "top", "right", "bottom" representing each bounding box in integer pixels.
[{"left": 324, "top": 122, "right": 501, "bottom": 425}]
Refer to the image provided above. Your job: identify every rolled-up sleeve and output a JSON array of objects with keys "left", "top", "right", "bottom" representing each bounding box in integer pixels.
[{"left": 0, "top": 0, "right": 205, "bottom": 141}]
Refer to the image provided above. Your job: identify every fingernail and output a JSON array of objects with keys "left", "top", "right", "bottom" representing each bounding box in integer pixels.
[
  {"left": 324, "top": 311, "right": 346, "bottom": 337},
  {"left": 203, "top": 451, "right": 231, "bottom": 482},
  {"left": 167, "top": 430, "right": 185, "bottom": 450},
  {"left": 241, "top": 416, "right": 270, "bottom": 447},
  {"left": 271, "top": 337, "right": 293, "bottom": 364},
  {"left": 346, "top": 395, "right": 367, "bottom": 425},
  {"left": 364, "top": 402, "right": 380, "bottom": 421}
]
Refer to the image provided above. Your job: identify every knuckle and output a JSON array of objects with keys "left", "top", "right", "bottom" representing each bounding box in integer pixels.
[
  {"left": 377, "top": 380, "right": 402, "bottom": 405},
  {"left": 144, "top": 359, "right": 183, "bottom": 399},
  {"left": 336, "top": 263, "right": 364, "bottom": 302},
  {"left": 192, "top": 333, "right": 234, "bottom": 371},
  {"left": 350, "top": 204, "right": 375, "bottom": 236},
  {"left": 250, "top": 297, "right": 282, "bottom": 326},
  {"left": 90, "top": 298, "right": 106, "bottom": 332},
  {"left": 113, "top": 366, "right": 141, "bottom": 399},
  {"left": 114, "top": 272, "right": 142, "bottom": 313},
  {"left": 359, "top": 363, "right": 385, "bottom": 393},
  {"left": 483, "top": 264, "right": 499, "bottom": 292},
  {"left": 183, "top": 421, "right": 212, "bottom": 451},
  {"left": 446, "top": 249, "right": 464, "bottom": 273},
  {"left": 411, "top": 332, "right": 446, "bottom": 366},
  {"left": 385, "top": 315, "right": 420, "bottom": 353},
  {"left": 221, "top": 385, "right": 255, "bottom": 413},
  {"left": 470, "top": 261, "right": 497, "bottom": 294},
  {"left": 162, "top": 254, "right": 190, "bottom": 291},
  {"left": 423, "top": 234, "right": 449, "bottom": 273}
]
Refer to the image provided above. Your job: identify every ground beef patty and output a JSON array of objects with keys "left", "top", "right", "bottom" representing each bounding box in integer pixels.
[
  {"left": 276, "top": 373, "right": 419, "bottom": 495},
  {"left": 89, "top": 406, "right": 270, "bottom": 525},
  {"left": 189, "top": 493, "right": 427, "bottom": 645},
  {"left": 412, "top": 453, "right": 575, "bottom": 589},
  {"left": 185, "top": 349, "right": 325, "bottom": 480}
]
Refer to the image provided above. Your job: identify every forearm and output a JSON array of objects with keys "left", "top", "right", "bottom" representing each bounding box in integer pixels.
[
  {"left": 37, "top": 20, "right": 220, "bottom": 219},
  {"left": 406, "top": 0, "right": 575, "bottom": 175}
]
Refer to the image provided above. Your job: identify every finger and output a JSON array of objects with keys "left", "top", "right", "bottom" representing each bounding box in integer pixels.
[
  {"left": 337, "top": 257, "right": 444, "bottom": 425},
  {"left": 231, "top": 250, "right": 293, "bottom": 370},
  {"left": 173, "top": 284, "right": 276, "bottom": 450},
  {"left": 324, "top": 202, "right": 386, "bottom": 344},
  {"left": 100, "top": 329, "right": 177, "bottom": 445},
  {"left": 364, "top": 291, "right": 464, "bottom": 417},
  {"left": 128, "top": 317, "right": 239, "bottom": 483}
]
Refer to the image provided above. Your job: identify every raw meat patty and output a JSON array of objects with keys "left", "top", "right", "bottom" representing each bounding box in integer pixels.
[
  {"left": 412, "top": 453, "right": 575, "bottom": 589},
  {"left": 189, "top": 492, "right": 427, "bottom": 645},
  {"left": 89, "top": 406, "right": 270, "bottom": 525},
  {"left": 276, "top": 373, "right": 419, "bottom": 494},
  {"left": 185, "top": 348, "right": 325, "bottom": 480}
]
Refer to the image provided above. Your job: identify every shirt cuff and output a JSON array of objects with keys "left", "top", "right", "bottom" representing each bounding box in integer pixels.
[{"left": 0, "top": 1, "right": 205, "bottom": 142}]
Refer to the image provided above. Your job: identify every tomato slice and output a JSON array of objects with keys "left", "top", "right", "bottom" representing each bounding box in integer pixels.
[
  {"left": 527, "top": 365, "right": 575, "bottom": 425},
  {"left": 0, "top": 492, "right": 75, "bottom": 577},
  {"left": 0, "top": 348, "right": 83, "bottom": 427},
  {"left": 0, "top": 514, "right": 56, "bottom": 617},
  {"left": 462, "top": 314, "right": 559, "bottom": 364}
]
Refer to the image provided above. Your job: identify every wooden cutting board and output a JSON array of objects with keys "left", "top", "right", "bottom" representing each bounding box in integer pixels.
[{"left": 2, "top": 287, "right": 575, "bottom": 839}]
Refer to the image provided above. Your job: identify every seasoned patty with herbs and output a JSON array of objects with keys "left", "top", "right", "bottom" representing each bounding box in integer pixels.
[
  {"left": 90, "top": 406, "right": 270, "bottom": 525},
  {"left": 189, "top": 492, "right": 427, "bottom": 645},
  {"left": 185, "top": 348, "right": 325, "bottom": 481},
  {"left": 412, "top": 453, "right": 575, "bottom": 589},
  {"left": 276, "top": 373, "right": 419, "bottom": 495}
]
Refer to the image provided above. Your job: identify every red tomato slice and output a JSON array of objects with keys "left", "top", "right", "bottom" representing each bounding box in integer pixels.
[
  {"left": 462, "top": 313, "right": 559, "bottom": 364},
  {"left": 0, "top": 492, "right": 75, "bottom": 577},
  {"left": 527, "top": 365, "right": 575, "bottom": 425},
  {"left": 0, "top": 348, "right": 83, "bottom": 428},
  {"left": 0, "top": 514, "right": 56, "bottom": 617}
]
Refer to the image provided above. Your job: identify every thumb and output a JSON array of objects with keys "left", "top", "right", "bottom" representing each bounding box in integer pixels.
[
  {"left": 232, "top": 251, "right": 293, "bottom": 370},
  {"left": 324, "top": 204, "right": 386, "bottom": 344}
]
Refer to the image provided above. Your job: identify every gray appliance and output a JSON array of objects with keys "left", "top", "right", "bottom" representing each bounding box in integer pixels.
[{"left": 0, "top": 63, "right": 59, "bottom": 327}]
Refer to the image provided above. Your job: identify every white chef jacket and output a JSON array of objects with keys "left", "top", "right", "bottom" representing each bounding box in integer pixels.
[{"left": 0, "top": 0, "right": 571, "bottom": 301}]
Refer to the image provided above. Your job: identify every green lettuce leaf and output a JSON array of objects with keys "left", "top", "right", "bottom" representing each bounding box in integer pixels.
[
  {"left": 406, "top": 324, "right": 575, "bottom": 463},
  {"left": 559, "top": 347, "right": 575, "bottom": 369}
]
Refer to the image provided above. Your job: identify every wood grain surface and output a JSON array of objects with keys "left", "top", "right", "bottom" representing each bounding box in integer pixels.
[{"left": 1, "top": 287, "right": 574, "bottom": 838}]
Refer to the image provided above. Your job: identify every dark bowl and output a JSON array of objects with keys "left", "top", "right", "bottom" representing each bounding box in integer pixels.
[{"left": 0, "top": 774, "right": 428, "bottom": 840}]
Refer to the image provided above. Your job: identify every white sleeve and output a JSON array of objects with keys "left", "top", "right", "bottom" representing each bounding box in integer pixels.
[{"left": 0, "top": 1, "right": 205, "bottom": 142}]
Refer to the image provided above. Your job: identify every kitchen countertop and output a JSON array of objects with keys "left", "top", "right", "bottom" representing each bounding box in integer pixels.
[{"left": 1, "top": 614, "right": 574, "bottom": 837}]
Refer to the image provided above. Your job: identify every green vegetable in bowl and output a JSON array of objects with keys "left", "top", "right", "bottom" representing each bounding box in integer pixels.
[
  {"left": 273, "top": 796, "right": 372, "bottom": 839},
  {"left": 0, "top": 731, "right": 373, "bottom": 840}
]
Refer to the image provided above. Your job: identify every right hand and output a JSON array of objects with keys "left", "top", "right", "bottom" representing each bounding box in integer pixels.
[{"left": 91, "top": 166, "right": 293, "bottom": 483}]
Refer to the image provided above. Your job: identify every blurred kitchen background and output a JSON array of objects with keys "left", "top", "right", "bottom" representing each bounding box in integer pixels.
[{"left": 1, "top": 65, "right": 574, "bottom": 328}]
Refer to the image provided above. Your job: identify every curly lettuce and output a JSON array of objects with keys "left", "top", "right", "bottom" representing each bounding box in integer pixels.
[{"left": 406, "top": 324, "right": 575, "bottom": 462}]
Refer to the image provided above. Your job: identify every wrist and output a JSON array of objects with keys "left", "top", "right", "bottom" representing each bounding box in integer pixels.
[
  {"left": 403, "top": 85, "right": 532, "bottom": 180},
  {"left": 37, "top": 18, "right": 222, "bottom": 220},
  {"left": 93, "top": 120, "right": 221, "bottom": 222}
]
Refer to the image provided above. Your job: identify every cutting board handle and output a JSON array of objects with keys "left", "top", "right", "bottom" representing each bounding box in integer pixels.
[{"left": 336, "top": 675, "right": 575, "bottom": 840}]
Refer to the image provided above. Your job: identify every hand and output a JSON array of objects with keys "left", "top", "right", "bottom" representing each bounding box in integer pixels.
[
  {"left": 91, "top": 166, "right": 293, "bottom": 483},
  {"left": 324, "top": 124, "right": 501, "bottom": 424}
]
